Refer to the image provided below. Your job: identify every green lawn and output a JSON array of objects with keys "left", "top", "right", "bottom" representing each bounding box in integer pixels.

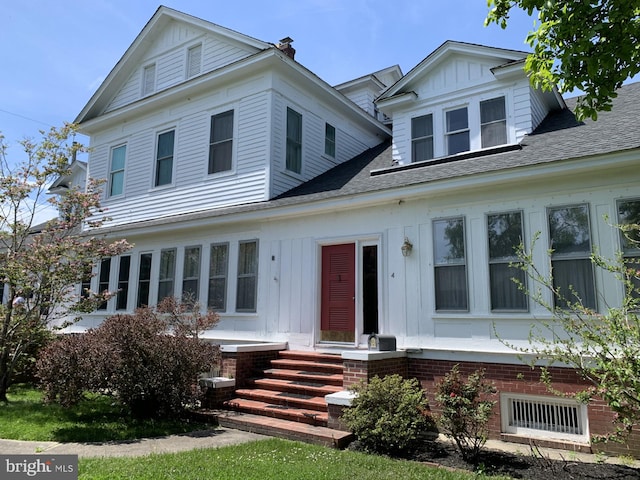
[
  {"left": 0, "top": 384, "right": 209, "bottom": 442},
  {"left": 80, "top": 438, "right": 510, "bottom": 480}
]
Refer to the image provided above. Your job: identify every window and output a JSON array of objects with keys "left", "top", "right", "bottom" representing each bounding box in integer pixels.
[
  {"left": 116, "top": 256, "right": 131, "bottom": 311},
  {"left": 142, "top": 64, "right": 156, "bottom": 96},
  {"left": 109, "top": 145, "right": 126, "bottom": 197},
  {"left": 182, "top": 246, "right": 201, "bottom": 303},
  {"left": 446, "top": 107, "right": 469, "bottom": 155},
  {"left": 548, "top": 205, "right": 596, "bottom": 309},
  {"left": 286, "top": 107, "right": 302, "bottom": 174},
  {"left": 137, "top": 253, "right": 152, "bottom": 308},
  {"left": 324, "top": 123, "right": 336, "bottom": 158},
  {"left": 487, "top": 212, "right": 527, "bottom": 311},
  {"left": 186, "top": 44, "right": 202, "bottom": 78},
  {"left": 411, "top": 114, "right": 434, "bottom": 162},
  {"left": 236, "top": 240, "right": 258, "bottom": 312},
  {"left": 209, "top": 110, "right": 234, "bottom": 174},
  {"left": 617, "top": 199, "right": 640, "bottom": 299},
  {"left": 97, "top": 258, "right": 111, "bottom": 311},
  {"left": 433, "top": 217, "right": 468, "bottom": 311},
  {"left": 81, "top": 265, "right": 92, "bottom": 300},
  {"left": 158, "top": 248, "right": 176, "bottom": 302},
  {"left": 208, "top": 243, "right": 229, "bottom": 311},
  {"left": 155, "top": 130, "right": 175, "bottom": 186},
  {"left": 481, "top": 96, "right": 507, "bottom": 148}
]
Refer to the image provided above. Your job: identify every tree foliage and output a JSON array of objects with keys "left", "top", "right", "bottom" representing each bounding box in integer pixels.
[
  {"left": 486, "top": 0, "right": 640, "bottom": 120},
  {"left": 0, "top": 125, "right": 131, "bottom": 401},
  {"left": 511, "top": 223, "right": 640, "bottom": 441},
  {"left": 37, "top": 298, "right": 220, "bottom": 418}
]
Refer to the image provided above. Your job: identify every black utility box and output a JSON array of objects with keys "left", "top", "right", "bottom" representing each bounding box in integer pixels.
[{"left": 368, "top": 334, "right": 396, "bottom": 351}]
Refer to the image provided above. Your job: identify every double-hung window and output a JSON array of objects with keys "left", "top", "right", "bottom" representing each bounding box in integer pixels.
[
  {"left": 97, "top": 258, "right": 111, "bottom": 311},
  {"left": 182, "top": 246, "right": 201, "bottom": 303},
  {"left": 286, "top": 107, "right": 302, "bottom": 174},
  {"left": 548, "top": 205, "right": 596, "bottom": 309},
  {"left": 155, "top": 130, "right": 175, "bottom": 186},
  {"left": 137, "top": 253, "right": 152, "bottom": 308},
  {"left": 446, "top": 107, "right": 469, "bottom": 155},
  {"left": 186, "top": 44, "right": 202, "bottom": 78},
  {"left": 158, "top": 248, "right": 176, "bottom": 302},
  {"left": 411, "top": 114, "right": 434, "bottom": 162},
  {"left": 116, "top": 256, "right": 131, "bottom": 311},
  {"left": 487, "top": 211, "right": 528, "bottom": 311},
  {"left": 324, "top": 123, "right": 336, "bottom": 158},
  {"left": 209, "top": 110, "right": 234, "bottom": 174},
  {"left": 208, "top": 243, "right": 229, "bottom": 311},
  {"left": 617, "top": 199, "right": 640, "bottom": 300},
  {"left": 481, "top": 96, "right": 507, "bottom": 148},
  {"left": 109, "top": 145, "right": 126, "bottom": 197},
  {"left": 142, "top": 64, "right": 156, "bottom": 96},
  {"left": 433, "top": 217, "right": 468, "bottom": 311},
  {"left": 236, "top": 240, "right": 258, "bottom": 312}
]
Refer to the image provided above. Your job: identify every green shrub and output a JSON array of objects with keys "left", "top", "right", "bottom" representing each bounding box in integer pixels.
[
  {"left": 342, "top": 374, "right": 435, "bottom": 456},
  {"left": 435, "top": 364, "right": 497, "bottom": 464}
]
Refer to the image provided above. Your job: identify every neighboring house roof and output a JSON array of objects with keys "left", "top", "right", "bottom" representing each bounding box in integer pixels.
[
  {"left": 48, "top": 159, "right": 87, "bottom": 194},
  {"left": 96, "top": 81, "right": 640, "bottom": 236}
]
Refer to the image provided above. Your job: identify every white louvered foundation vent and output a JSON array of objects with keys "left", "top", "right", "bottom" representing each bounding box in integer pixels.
[{"left": 501, "top": 393, "right": 589, "bottom": 443}]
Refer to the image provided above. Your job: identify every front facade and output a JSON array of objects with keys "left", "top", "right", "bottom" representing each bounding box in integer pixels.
[{"left": 71, "top": 7, "right": 640, "bottom": 454}]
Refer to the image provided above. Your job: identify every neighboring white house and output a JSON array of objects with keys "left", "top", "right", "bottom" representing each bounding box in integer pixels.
[{"left": 70, "top": 6, "right": 640, "bottom": 450}]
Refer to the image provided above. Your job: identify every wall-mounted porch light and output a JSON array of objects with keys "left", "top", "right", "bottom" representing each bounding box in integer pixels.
[{"left": 401, "top": 237, "right": 413, "bottom": 257}]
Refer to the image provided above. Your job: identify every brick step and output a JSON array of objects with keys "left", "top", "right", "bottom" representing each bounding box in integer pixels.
[
  {"left": 214, "top": 410, "right": 354, "bottom": 448},
  {"left": 224, "top": 397, "right": 328, "bottom": 426},
  {"left": 262, "top": 368, "right": 344, "bottom": 387},
  {"left": 269, "top": 358, "right": 345, "bottom": 375},
  {"left": 277, "top": 350, "right": 344, "bottom": 365},
  {"left": 233, "top": 388, "right": 327, "bottom": 412},
  {"left": 251, "top": 377, "right": 342, "bottom": 397}
]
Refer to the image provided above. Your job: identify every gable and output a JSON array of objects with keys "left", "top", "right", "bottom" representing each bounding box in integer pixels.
[{"left": 76, "top": 6, "right": 269, "bottom": 124}]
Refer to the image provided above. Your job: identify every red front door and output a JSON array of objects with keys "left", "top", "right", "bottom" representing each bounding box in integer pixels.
[{"left": 321, "top": 243, "right": 355, "bottom": 343}]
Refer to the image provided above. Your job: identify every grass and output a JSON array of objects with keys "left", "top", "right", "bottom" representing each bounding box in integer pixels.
[
  {"left": 79, "top": 438, "right": 511, "bottom": 480},
  {"left": 0, "top": 384, "right": 209, "bottom": 442}
]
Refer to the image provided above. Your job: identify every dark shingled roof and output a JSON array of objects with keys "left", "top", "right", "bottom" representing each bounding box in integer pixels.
[{"left": 276, "top": 81, "right": 640, "bottom": 205}]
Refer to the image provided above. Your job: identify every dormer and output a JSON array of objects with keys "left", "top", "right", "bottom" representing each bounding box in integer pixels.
[
  {"left": 375, "top": 41, "right": 565, "bottom": 166},
  {"left": 335, "top": 65, "right": 402, "bottom": 124}
]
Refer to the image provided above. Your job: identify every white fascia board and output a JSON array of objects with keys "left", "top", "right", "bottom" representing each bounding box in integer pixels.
[{"left": 375, "top": 91, "right": 418, "bottom": 111}]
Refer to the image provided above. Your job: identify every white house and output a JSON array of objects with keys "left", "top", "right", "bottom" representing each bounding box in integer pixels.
[{"left": 71, "top": 6, "right": 640, "bottom": 453}]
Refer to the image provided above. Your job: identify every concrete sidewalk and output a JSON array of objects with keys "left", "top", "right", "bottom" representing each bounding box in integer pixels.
[{"left": 0, "top": 428, "right": 266, "bottom": 457}]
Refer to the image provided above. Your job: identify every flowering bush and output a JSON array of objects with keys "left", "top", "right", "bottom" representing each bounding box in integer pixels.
[{"left": 435, "top": 364, "right": 496, "bottom": 464}]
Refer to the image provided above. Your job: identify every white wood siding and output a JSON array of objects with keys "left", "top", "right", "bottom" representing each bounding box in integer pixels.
[
  {"left": 342, "top": 88, "right": 376, "bottom": 116},
  {"left": 530, "top": 87, "right": 549, "bottom": 130},
  {"left": 105, "top": 22, "right": 258, "bottom": 114}
]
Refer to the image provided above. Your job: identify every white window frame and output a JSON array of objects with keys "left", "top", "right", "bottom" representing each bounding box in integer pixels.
[
  {"left": 445, "top": 106, "right": 470, "bottom": 155},
  {"left": 154, "top": 129, "right": 176, "bottom": 187},
  {"left": 142, "top": 63, "right": 156, "bottom": 96},
  {"left": 109, "top": 144, "right": 126, "bottom": 197},
  {"left": 480, "top": 96, "right": 507, "bottom": 148},
  {"left": 433, "top": 216, "right": 469, "bottom": 312},
  {"left": 286, "top": 107, "right": 303, "bottom": 175},
  {"left": 236, "top": 240, "right": 259, "bottom": 313},
  {"left": 182, "top": 245, "right": 202, "bottom": 303},
  {"left": 208, "top": 109, "right": 235, "bottom": 175},
  {"left": 616, "top": 198, "right": 640, "bottom": 300},
  {"left": 208, "top": 242, "right": 229, "bottom": 312},
  {"left": 500, "top": 393, "right": 589, "bottom": 443},
  {"left": 186, "top": 43, "right": 202, "bottom": 79},
  {"left": 324, "top": 123, "right": 336, "bottom": 158},
  {"left": 411, "top": 113, "right": 434, "bottom": 162},
  {"left": 137, "top": 252, "right": 153, "bottom": 308},
  {"left": 96, "top": 258, "right": 112, "bottom": 311},
  {"left": 116, "top": 255, "right": 131, "bottom": 311},
  {"left": 158, "top": 248, "right": 176, "bottom": 302}
]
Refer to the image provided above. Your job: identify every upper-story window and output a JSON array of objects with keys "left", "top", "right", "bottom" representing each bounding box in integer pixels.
[
  {"left": 446, "top": 107, "right": 470, "bottom": 155},
  {"left": 617, "top": 198, "right": 640, "bottom": 300},
  {"left": 481, "top": 96, "right": 507, "bottom": 148},
  {"left": 209, "top": 110, "right": 234, "bottom": 174},
  {"left": 186, "top": 44, "right": 202, "bottom": 78},
  {"left": 286, "top": 107, "right": 302, "bottom": 174},
  {"left": 324, "top": 123, "right": 336, "bottom": 158},
  {"left": 155, "top": 130, "right": 175, "bottom": 187},
  {"left": 548, "top": 204, "right": 596, "bottom": 310},
  {"left": 142, "top": 63, "right": 156, "bottom": 96},
  {"left": 433, "top": 217, "right": 468, "bottom": 311},
  {"left": 411, "top": 114, "right": 434, "bottom": 162},
  {"left": 109, "top": 145, "right": 126, "bottom": 197},
  {"left": 487, "top": 211, "right": 527, "bottom": 311}
]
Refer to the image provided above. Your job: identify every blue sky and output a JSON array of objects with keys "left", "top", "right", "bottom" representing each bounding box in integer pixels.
[{"left": 0, "top": 0, "right": 539, "bottom": 152}]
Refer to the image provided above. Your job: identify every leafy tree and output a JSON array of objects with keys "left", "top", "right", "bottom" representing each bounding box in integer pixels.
[
  {"left": 0, "top": 125, "right": 130, "bottom": 402},
  {"left": 486, "top": 0, "right": 640, "bottom": 120},
  {"left": 37, "top": 298, "right": 220, "bottom": 418},
  {"left": 511, "top": 220, "right": 640, "bottom": 442}
]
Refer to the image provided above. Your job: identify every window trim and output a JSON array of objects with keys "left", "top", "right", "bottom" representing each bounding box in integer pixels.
[
  {"left": 236, "top": 239, "right": 259, "bottom": 313},
  {"left": 433, "top": 216, "right": 469, "bottom": 312},
  {"left": 186, "top": 43, "right": 202, "bottom": 79},
  {"left": 137, "top": 252, "right": 153, "bottom": 308},
  {"left": 480, "top": 96, "right": 507, "bottom": 149},
  {"left": 324, "top": 123, "right": 336, "bottom": 158},
  {"left": 411, "top": 113, "right": 434, "bottom": 162},
  {"left": 108, "top": 144, "right": 126, "bottom": 198},
  {"left": 445, "top": 106, "right": 470, "bottom": 156},
  {"left": 158, "top": 248, "right": 177, "bottom": 303},
  {"left": 97, "top": 258, "right": 111, "bottom": 311},
  {"left": 286, "top": 107, "right": 303, "bottom": 175},
  {"left": 208, "top": 109, "right": 235, "bottom": 175},
  {"left": 116, "top": 255, "right": 131, "bottom": 311},
  {"left": 208, "top": 242, "right": 229, "bottom": 312},
  {"left": 182, "top": 245, "right": 202, "bottom": 303},
  {"left": 142, "top": 63, "right": 156, "bottom": 97},
  {"left": 154, "top": 129, "right": 176, "bottom": 188}
]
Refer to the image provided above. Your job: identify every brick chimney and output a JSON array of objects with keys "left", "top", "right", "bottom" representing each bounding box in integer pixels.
[{"left": 277, "top": 37, "right": 295, "bottom": 60}]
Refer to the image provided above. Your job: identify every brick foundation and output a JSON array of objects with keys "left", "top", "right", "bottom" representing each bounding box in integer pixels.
[{"left": 220, "top": 343, "right": 285, "bottom": 388}]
